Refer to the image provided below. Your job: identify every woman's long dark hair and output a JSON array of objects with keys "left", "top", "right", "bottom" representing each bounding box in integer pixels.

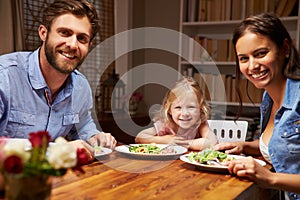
[{"left": 232, "top": 13, "right": 300, "bottom": 118}]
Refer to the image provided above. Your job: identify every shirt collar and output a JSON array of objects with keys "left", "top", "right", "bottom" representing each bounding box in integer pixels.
[
  {"left": 261, "top": 78, "right": 299, "bottom": 111},
  {"left": 28, "top": 48, "right": 75, "bottom": 92},
  {"left": 28, "top": 48, "right": 47, "bottom": 90},
  {"left": 282, "top": 78, "right": 300, "bottom": 109}
]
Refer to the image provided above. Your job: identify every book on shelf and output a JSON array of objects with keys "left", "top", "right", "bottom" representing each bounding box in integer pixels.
[
  {"left": 197, "top": 0, "right": 207, "bottom": 21},
  {"left": 225, "top": 74, "right": 232, "bottom": 102},
  {"left": 231, "top": 76, "right": 237, "bottom": 102},
  {"left": 207, "top": 0, "right": 222, "bottom": 21},
  {"left": 267, "top": 0, "right": 276, "bottom": 13},
  {"left": 275, "top": 0, "right": 288, "bottom": 16},
  {"left": 184, "top": 0, "right": 296, "bottom": 22},
  {"left": 246, "top": 0, "right": 266, "bottom": 17},
  {"left": 192, "top": 35, "right": 210, "bottom": 62},
  {"left": 187, "top": 0, "right": 199, "bottom": 22},
  {"left": 280, "top": 0, "right": 297, "bottom": 17},
  {"left": 231, "top": 0, "right": 245, "bottom": 20},
  {"left": 190, "top": 36, "right": 231, "bottom": 62},
  {"left": 213, "top": 74, "right": 227, "bottom": 102},
  {"left": 182, "top": 0, "right": 189, "bottom": 22},
  {"left": 216, "top": 39, "right": 229, "bottom": 61},
  {"left": 223, "top": 0, "right": 232, "bottom": 21},
  {"left": 228, "top": 41, "right": 236, "bottom": 62}
]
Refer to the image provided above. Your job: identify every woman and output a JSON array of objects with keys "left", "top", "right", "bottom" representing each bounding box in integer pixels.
[
  {"left": 135, "top": 77, "right": 217, "bottom": 150},
  {"left": 214, "top": 13, "right": 300, "bottom": 199}
]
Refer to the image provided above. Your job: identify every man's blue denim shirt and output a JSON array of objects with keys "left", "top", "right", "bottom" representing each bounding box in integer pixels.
[{"left": 0, "top": 49, "right": 99, "bottom": 141}]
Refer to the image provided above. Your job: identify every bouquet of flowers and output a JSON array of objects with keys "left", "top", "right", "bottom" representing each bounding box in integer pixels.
[
  {"left": 0, "top": 131, "right": 90, "bottom": 199},
  {"left": 0, "top": 131, "right": 89, "bottom": 178},
  {"left": 122, "top": 91, "right": 144, "bottom": 114},
  {"left": 122, "top": 92, "right": 144, "bottom": 106},
  {"left": 129, "top": 92, "right": 143, "bottom": 104}
]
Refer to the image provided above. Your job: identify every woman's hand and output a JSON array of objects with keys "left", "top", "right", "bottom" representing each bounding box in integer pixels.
[
  {"left": 213, "top": 142, "right": 244, "bottom": 155},
  {"left": 227, "top": 157, "right": 273, "bottom": 189}
]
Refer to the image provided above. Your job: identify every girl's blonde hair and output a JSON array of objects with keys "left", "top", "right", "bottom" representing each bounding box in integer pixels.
[{"left": 158, "top": 77, "right": 210, "bottom": 128}]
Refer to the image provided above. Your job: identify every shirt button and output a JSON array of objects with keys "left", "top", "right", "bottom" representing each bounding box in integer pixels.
[
  {"left": 283, "top": 132, "right": 287, "bottom": 137},
  {"left": 295, "top": 128, "right": 299, "bottom": 133}
]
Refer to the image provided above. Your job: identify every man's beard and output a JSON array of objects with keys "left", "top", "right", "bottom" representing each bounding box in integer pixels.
[{"left": 44, "top": 38, "right": 84, "bottom": 74}]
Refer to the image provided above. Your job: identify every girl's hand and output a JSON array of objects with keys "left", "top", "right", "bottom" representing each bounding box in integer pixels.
[
  {"left": 228, "top": 157, "right": 273, "bottom": 189},
  {"left": 213, "top": 142, "right": 244, "bottom": 155},
  {"left": 159, "top": 135, "right": 189, "bottom": 148},
  {"left": 173, "top": 136, "right": 190, "bottom": 148},
  {"left": 157, "top": 126, "right": 176, "bottom": 136}
]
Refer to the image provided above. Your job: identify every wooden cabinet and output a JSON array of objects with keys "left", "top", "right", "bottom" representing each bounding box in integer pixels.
[{"left": 179, "top": 0, "right": 300, "bottom": 119}]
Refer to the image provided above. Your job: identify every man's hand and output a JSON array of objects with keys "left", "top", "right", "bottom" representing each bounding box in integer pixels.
[
  {"left": 88, "top": 132, "right": 117, "bottom": 149},
  {"left": 69, "top": 140, "right": 95, "bottom": 162}
]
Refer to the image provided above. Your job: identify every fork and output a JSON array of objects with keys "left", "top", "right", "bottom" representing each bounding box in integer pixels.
[
  {"left": 159, "top": 144, "right": 174, "bottom": 152},
  {"left": 206, "top": 159, "right": 223, "bottom": 166},
  {"left": 123, "top": 144, "right": 136, "bottom": 148}
]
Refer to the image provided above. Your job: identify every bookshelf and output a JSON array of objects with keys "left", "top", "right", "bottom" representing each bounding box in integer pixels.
[{"left": 179, "top": 0, "right": 300, "bottom": 119}]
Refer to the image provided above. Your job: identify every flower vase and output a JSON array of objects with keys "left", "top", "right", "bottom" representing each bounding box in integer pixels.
[
  {"left": 4, "top": 175, "right": 52, "bottom": 200},
  {"left": 0, "top": 173, "right": 4, "bottom": 192}
]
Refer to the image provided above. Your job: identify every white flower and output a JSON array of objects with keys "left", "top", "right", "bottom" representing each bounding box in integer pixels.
[
  {"left": 4, "top": 140, "right": 30, "bottom": 162},
  {"left": 47, "top": 137, "right": 77, "bottom": 169}
]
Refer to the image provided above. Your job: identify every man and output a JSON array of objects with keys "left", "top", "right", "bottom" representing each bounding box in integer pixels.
[{"left": 0, "top": 0, "right": 116, "bottom": 160}]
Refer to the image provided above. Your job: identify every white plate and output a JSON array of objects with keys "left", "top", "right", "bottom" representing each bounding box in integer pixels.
[
  {"left": 94, "top": 147, "right": 113, "bottom": 160},
  {"left": 5, "top": 138, "right": 57, "bottom": 150},
  {"left": 115, "top": 144, "right": 188, "bottom": 159},
  {"left": 180, "top": 153, "right": 266, "bottom": 173}
]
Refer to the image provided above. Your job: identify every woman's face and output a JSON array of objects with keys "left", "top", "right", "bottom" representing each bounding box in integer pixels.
[
  {"left": 169, "top": 92, "right": 200, "bottom": 130},
  {"left": 236, "top": 31, "right": 286, "bottom": 90}
]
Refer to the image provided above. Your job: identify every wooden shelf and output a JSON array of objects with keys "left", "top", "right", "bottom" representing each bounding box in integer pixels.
[
  {"left": 181, "top": 61, "right": 236, "bottom": 74},
  {"left": 179, "top": 0, "right": 299, "bottom": 117}
]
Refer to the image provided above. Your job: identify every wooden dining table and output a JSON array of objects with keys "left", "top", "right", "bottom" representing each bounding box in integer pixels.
[{"left": 46, "top": 147, "right": 279, "bottom": 200}]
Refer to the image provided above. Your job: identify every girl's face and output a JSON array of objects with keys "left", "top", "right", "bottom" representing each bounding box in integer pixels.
[
  {"left": 169, "top": 92, "right": 200, "bottom": 130},
  {"left": 236, "top": 31, "right": 286, "bottom": 90}
]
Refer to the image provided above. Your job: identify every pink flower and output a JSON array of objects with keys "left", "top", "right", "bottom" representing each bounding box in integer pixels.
[
  {"left": 130, "top": 92, "right": 143, "bottom": 103},
  {"left": 3, "top": 155, "right": 23, "bottom": 174},
  {"left": 76, "top": 148, "right": 90, "bottom": 166},
  {"left": 121, "top": 92, "right": 144, "bottom": 105},
  {"left": 72, "top": 148, "right": 90, "bottom": 174},
  {"left": 29, "top": 131, "right": 51, "bottom": 148}
]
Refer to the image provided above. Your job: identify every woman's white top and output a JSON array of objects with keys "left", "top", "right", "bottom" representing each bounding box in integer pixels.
[{"left": 259, "top": 132, "right": 272, "bottom": 164}]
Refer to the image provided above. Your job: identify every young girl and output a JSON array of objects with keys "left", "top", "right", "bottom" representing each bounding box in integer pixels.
[{"left": 135, "top": 77, "right": 217, "bottom": 150}]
